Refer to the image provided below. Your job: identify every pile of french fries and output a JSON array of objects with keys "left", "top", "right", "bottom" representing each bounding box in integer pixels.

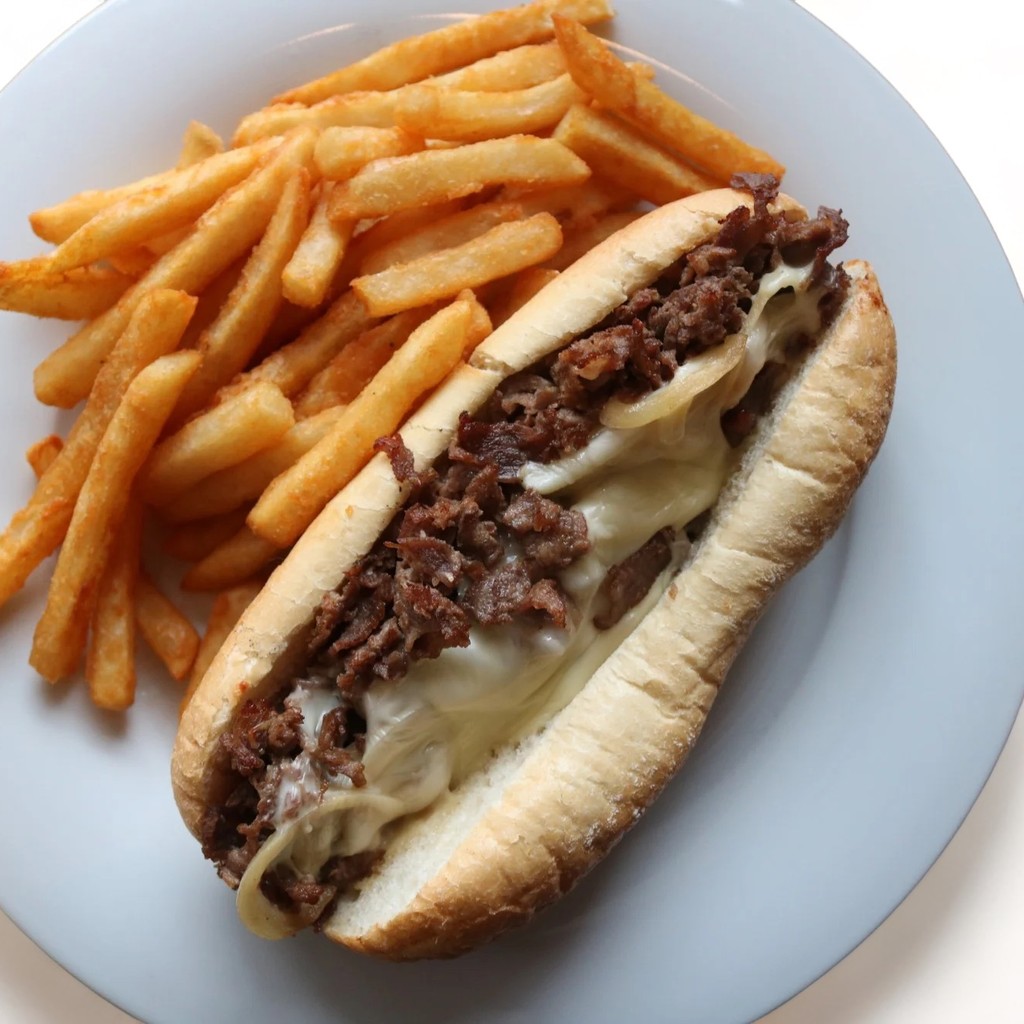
[{"left": 0, "top": 0, "right": 783, "bottom": 715}]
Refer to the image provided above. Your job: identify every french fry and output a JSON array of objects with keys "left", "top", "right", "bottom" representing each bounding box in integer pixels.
[
  {"left": 161, "top": 507, "right": 251, "bottom": 563},
  {"left": 352, "top": 213, "right": 562, "bottom": 316},
  {"left": 463, "top": 289, "right": 495, "bottom": 353},
  {"left": 135, "top": 570, "right": 200, "bottom": 681},
  {"left": 0, "top": 259, "right": 133, "bottom": 320},
  {"left": 500, "top": 176, "right": 636, "bottom": 226},
  {"left": 181, "top": 527, "right": 280, "bottom": 593},
  {"left": 543, "top": 209, "right": 642, "bottom": 271},
  {"left": 329, "top": 136, "right": 589, "bottom": 222},
  {"left": 358, "top": 200, "right": 525, "bottom": 275},
  {"left": 434, "top": 41, "right": 566, "bottom": 91},
  {"left": 46, "top": 142, "right": 274, "bottom": 273},
  {"left": 162, "top": 406, "right": 347, "bottom": 523},
  {"left": 169, "top": 171, "right": 312, "bottom": 427},
  {"left": 348, "top": 198, "right": 467, "bottom": 258},
  {"left": 106, "top": 248, "right": 160, "bottom": 278},
  {"left": 282, "top": 183, "right": 354, "bottom": 309},
  {"left": 29, "top": 350, "right": 201, "bottom": 682},
  {"left": 247, "top": 295, "right": 479, "bottom": 548},
  {"left": 177, "top": 121, "right": 225, "bottom": 168},
  {"left": 0, "top": 289, "right": 196, "bottom": 608},
  {"left": 233, "top": 94, "right": 402, "bottom": 147},
  {"left": 181, "top": 580, "right": 262, "bottom": 713},
  {"left": 141, "top": 381, "right": 295, "bottom": 507},
  {"left": 33, "top": 128, "right": 316, "bottom": 409},
  {"left": 489, "top": 266, "right": 559, "bottom": 325},
  {"left": 395, "top": 74, "right": 584, "bottom": 143},
  {"left": 177, "top": 258, "right": 246, "bottom": 351},
  {"left": 274, "top": 0, "right": 613, "bottom": 105},
  {"left": 314, "top": 127, "right": 423, "bottom": 181},
  {"left": 86, "top": 495, "right": 144, "bottom": 711},
  {"left": 216, "top": 289, "right": 375, "bottom": 403},
  {"left": 25, "top": 436, "right": 64, "bottom": 478},
  {"left": 553, "top": 103, "right": 718, "bottom": 205},
  {"left": 294, "top": 307, "right": 437, "bottom": 418},
  {"left": 30, "top": 169, "right": 183, "bottom": 245},
  {"left": 553, "top": 16, "right": 785, "bottom": 182},
  {"left": 47, "top": 142, "right": 276, "bottom": 276}
]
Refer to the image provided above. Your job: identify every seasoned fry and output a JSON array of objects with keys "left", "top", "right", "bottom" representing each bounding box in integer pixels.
[
  {"left": 169, "top": 171, "right": 311, "bottom": 427},
  {"left": 142, "top": 381, "right": 295, "bottom": 507},
  {"left": 162, "top": 507, "right": 251, "bottom": 563},
  {"left": 294, "top": 307, "right": 437, "bottom": 418},
  {"left": 181, "top": 527, "right": 280, "bottom": 592},
  {"left": 358, "top": 200, "right": 524, "bottom": 276},
  {"left": 25, "top": 436, "right": 64, "bottom": 479},
  {"left": 314, "top": 127, "right": 423, "bottom": 181},
  {"left": 394, "top": 74, "right": 585, "bottom": 143},
  {"left": 352, "top": 213, "right": 562, "bottom": 316},
  {"left": 86, "top": 496, "right": 144, "bottom": 710},
  {"left": 0, "top": 289, "right": 196, "bottom": 608},
  {"left": 543, "top": 209, "right": 642, "bottom": 271},
  {"left": 553, "top": 103, "right": 718, "bottom": 205},
  {"left": 217, "top": 289, "right": 375, "bottom": 403},
  {"left": 553, "top": 16, "right": 785, "bottom": 182},
  {"left": 329, "top": 136, "right": 589, "bottom": 222},
  {"left": 46, "top": 142, "right": 274, "bottom": 273},
  {"left": 181, "top": 581, "right": 262, "bottom": 713},
  {"left": 275, "top": 0, "right": 613, "bottom": 105},
  {"left": 162, "top": 407, "right": 347, "bottom": 523},
  {"left": 282, "top": 183, "right": 354, "bottom": 309},
  {"left": 29, "top": 351, "right": 201, "bottom": 682},
  {"left": 248, "top": 296, "right": 479, "bottom": 548},
  {"left": 135, "top": 571, "right": 200, "bottom": 681},
  {"left": 0, "top": 259, "right": 133, "bottom": 320},
  {"left": 177, "top": 121, "right": 224, "bottom": 168},
  {"left": 34, "top": 128, "right": 316, "bottom": 409},
  {"left": 489, "top": 266, "right": 559, "bottom": 325}
]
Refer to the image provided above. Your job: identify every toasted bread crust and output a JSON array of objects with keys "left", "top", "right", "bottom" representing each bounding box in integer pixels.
[{"left": 171, "top": 192, "right": 896, "bottom": 960}]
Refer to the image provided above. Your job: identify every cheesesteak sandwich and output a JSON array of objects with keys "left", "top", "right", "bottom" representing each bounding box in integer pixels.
[{"left": 172, "top": 175, "right": 896, "bottom": 958}]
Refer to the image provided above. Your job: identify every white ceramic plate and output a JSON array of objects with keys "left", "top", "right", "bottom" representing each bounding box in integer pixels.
[{"left": 1, "top": 1, "right": 1022, "bottom": 1022}]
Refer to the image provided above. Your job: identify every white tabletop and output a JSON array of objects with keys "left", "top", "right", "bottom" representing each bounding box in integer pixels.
[{"left": 1, "top": 2, "right": 1021, "bottom": 1021}]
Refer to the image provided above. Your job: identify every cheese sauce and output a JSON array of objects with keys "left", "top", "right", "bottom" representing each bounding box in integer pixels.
[{"left": 237, "top": 261, "right": 820, "bottom": 939}]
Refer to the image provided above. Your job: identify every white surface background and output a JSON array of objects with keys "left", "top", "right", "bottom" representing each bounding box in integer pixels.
[{"left": 0, "top": 2, "right": 1021, "bottom": 1021}]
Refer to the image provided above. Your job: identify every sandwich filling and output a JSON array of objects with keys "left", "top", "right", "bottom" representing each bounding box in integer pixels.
[{"left": 199, "top": 176, "right": 850, "bottom": 938}]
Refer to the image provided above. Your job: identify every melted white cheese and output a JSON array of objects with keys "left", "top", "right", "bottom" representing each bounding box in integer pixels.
[{"left": 236, "top": 259, "right": 820, "bottom": 938}]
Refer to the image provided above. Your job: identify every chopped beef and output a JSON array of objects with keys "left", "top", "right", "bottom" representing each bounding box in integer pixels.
[
  {"left": 464, "top": 562, "right": 533, "bottom": 625},
  {"left": 394, "top": 576, "right": 472, "bottom": 655},
  {"left": 593, "top": 530, "right": 677, "bottom": 630},
  {"left": 392, "top": 535, "right": 463, "bottom": 589},
  {"left": 449, "top": 415, "right": 543, "bottom": 480},
  {"left": 522, "top": 578, "right": 571, "bottom": 629},
  {"left": 221, "top": 699, "right": 303, "bottom": 778},
  {"left": 203, "top": 173, "right": 854, "bottom": 916},
  {"left": 502, "top": 490, "right": 564, "bottom": 533}
]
